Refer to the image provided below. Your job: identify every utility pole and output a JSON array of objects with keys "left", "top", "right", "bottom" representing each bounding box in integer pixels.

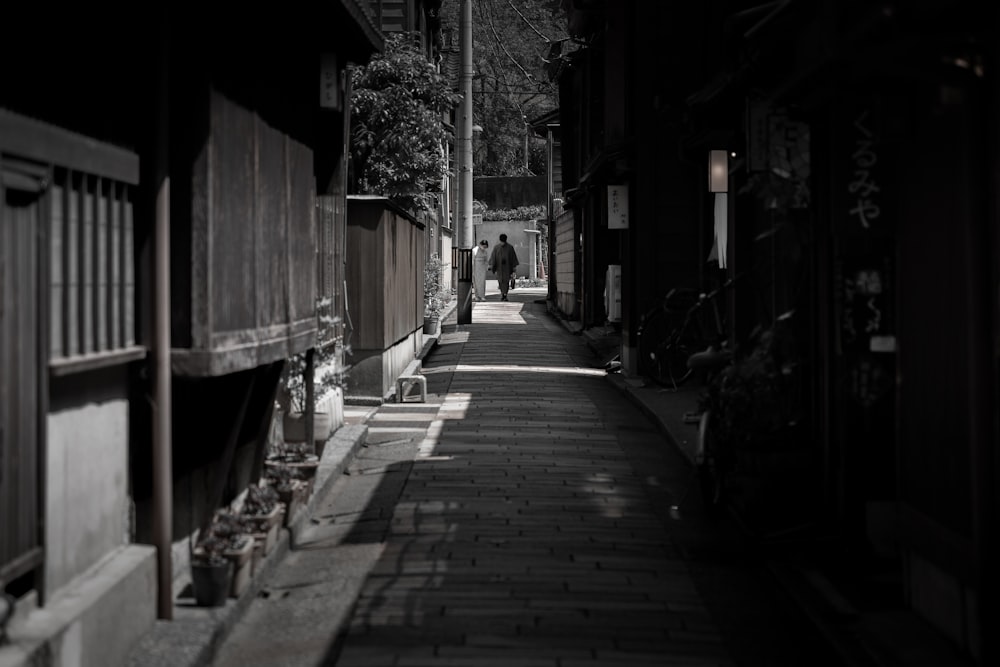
[{"left": 456, "top": 0, "right": 474, "bottom": 323}]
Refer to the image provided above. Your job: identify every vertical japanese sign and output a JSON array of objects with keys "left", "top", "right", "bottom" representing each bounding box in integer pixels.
[
  {"left": 320, "top": 53, "right": 340, "bottom": 110},
  {"left": 607, "top": 184, "right": 628, "bottom": 229},
  {"left": 847, "top": 109, "right": 882, "bottom": 231},
  {"left": 833, "top": 98, "right": 896, "bottom": 410}
]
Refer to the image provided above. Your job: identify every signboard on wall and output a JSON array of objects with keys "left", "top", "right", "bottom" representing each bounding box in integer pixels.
[
  {"left": 320, "top": 53, "right": 340, "bottom": 110},
  {"left": 607, "top": 184, "right": 628, "bottom": 229}
]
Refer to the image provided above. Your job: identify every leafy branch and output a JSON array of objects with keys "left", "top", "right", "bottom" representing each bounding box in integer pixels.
[
  {"left": 350, "top": 32, "right": 461, "bottom": 208},
  {"left": 482, "top": 204, "right": 546, "bottom": 221}
]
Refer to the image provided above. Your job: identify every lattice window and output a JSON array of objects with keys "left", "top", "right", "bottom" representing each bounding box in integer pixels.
[{"left": 49, "top": 168, "right": 141, "bottom": 372}]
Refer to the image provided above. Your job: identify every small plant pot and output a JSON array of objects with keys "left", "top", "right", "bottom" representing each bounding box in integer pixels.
[
  {"left": 252, "top": 540, "right": 264, "bottom": 576},
  {"left": 252, "top": 526, "right": 276, "bottom": 557},
  {"left": 277, "top": 479, "right": 311, "bottom": 527},
  {"left": 423, "top": 316, "right": 440, "bottom": 335},
  {"left": 190, "top": 561, "right": 232, "bottom": 608},
  {"left": 225, "top": 536, "right": 255, "bottom": 598},
  {"left": 265, "top": 457, "right": 320, "bottom": 482},
  {"left": 243, "top": 505, "right": 283, "bottom": 533}
]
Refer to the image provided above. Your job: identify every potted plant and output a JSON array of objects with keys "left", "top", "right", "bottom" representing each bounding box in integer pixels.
[
  {"left": 210, "top": 512, "right": 255, "bottom": 598},
  {"left": 277, "top": 348, "right": 339, "bottom": 455},
  {"left": 264, "top": 464, "right": 312, "bottom": 527},
  {"left": 241, "top": 483, "right": 284, "bottom": 556},
  {"left": 190, "top": 533, "right": 232, "bottom": 608},
  {"left": 276, "top": 295, "right": 349, "bottom": 458},
  {"left": 423, "top": 253, "right": 449, "bottom": 334},
  {"left": 265, "top": 439, "right": 320, "bottom": 482}
]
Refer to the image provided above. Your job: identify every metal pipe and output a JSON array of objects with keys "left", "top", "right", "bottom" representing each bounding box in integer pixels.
[
  {"left": 458, "top": 0, "right": 474, "bottom": 250},
  {"left": 457, "top": 0, "right": 474, "bottom": 325},
  {"left": 152, "top": 22, "right": 174, "bottom": 621}
]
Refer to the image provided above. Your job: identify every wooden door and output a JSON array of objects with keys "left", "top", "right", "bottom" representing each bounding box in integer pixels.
[{"left": 0, "top": 161, "right": 45, "bottom": 587}]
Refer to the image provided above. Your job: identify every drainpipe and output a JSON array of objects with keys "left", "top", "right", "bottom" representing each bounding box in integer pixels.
[{"left": 152, "top": 21, "right": 174, "bottom": 621}]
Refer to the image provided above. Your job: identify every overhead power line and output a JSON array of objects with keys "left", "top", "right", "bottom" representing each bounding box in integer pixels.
[{"left": 505, "top": 0, "right": 551, "bottom": 42}]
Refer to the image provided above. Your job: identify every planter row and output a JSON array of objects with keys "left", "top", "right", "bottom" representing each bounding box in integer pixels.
[
  {"left": 190, "top": 503, "right": 286, "bottom": 607},
  {"left": 191, "top": 431, "right": 328, "bottom": 607}
]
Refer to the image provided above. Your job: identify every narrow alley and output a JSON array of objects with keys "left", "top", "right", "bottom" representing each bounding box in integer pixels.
[{"left": 205, "top": 288, "right": 839, "bottom": 667}]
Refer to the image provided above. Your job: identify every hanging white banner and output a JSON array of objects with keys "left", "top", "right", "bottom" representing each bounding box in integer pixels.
[{"left": 714, "top": 192, "right": 728, "bottom": 269}]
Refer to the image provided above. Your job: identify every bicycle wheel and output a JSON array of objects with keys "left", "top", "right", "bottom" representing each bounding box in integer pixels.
[
  {"left": 697, "top": 410, "right": 726, "bottom": 515},
  {"left": 661, "top": 337, "right": 696, "bottom": 388},
  {"left": 636, "top": 310, "right": 683, "bottom": 387}
]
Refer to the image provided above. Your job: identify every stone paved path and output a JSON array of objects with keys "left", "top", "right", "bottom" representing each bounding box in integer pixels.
[
  {"left": 327, "top": 296, "right": 733, "bottom": 666},
  {"left": 212, "top": 291, "right": 839, "bottom": 667}
]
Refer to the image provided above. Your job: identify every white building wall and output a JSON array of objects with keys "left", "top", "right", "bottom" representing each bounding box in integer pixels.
[{"left": 46, "top": 399, "right": 129, "bottom": 595}]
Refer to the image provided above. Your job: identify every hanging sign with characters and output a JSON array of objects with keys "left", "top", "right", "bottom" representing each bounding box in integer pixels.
[
  {"left": 832, "top": 97, "right": 897, "bottom": 414},
  {"left": 607, "top": 184, "right": 628, "bottom": 229}
]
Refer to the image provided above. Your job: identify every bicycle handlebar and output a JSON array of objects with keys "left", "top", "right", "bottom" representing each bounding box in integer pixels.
[
  {"left": 691, "top": 275, "right": 737, "bottom": 310},
  {"left": 647, "top": 272, "right": 744, "bottom": 323}
]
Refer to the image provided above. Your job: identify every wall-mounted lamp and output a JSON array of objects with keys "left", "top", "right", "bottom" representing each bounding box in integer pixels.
[{"left": 708, "top": 149, "right": 728, "bottom": 193}]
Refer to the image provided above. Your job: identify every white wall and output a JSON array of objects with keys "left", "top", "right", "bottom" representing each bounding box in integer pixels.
[
  {"left": 475, "top": 220, "right": 535, "bottom": 279},
  {"left": 46, "top": 400, "right": 129, "bottom": 596}
]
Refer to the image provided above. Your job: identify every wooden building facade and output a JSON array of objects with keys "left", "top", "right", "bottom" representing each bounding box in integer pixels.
[
  {"left": 0, "top": 4, "right": 381, "bottom": 664},
  {"left": 552, "top": 0, "right": 999, "bottom": 662}
]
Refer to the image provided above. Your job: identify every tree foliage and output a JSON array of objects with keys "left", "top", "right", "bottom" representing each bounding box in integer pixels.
[
  {"left": 482, "top": 204, "right": 546, "bottom": 221},
  {"left": 442, "top": 0, "right": 567, "bottom": 177},
  {"left": 350, "top": 32, "right": 461, "bottom": 207}
]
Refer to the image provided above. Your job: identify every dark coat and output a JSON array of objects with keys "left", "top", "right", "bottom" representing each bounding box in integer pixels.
[{"left": 488, "top": 242, "right": 519, "bottom": 280}]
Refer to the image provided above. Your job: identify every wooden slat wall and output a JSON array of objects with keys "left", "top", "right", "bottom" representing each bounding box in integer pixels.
[
  {"left": 211, "top": 97, "right": 256, "bottom": 334},
  {"left": 381, "top": 212, "right": 422, "bottom": 348},
  {"left": 182, "top": 91, "right": 319, "bottom": 375},
  {"left": 554, "top": 209, "right": 575, "bottom": 314},
  {"left": 346, "top": 202, "right": 384, "bottom": 351},
  {"left": 257, "top": 120, "right": 289, "bottom": 328},
  {"left": 346, "top": 198, "right": 424, "bottom": 351},
  {"left": 317, "top": 195, "right": 346, "bottom": 346},
  {"left": 332, "top": 198, "right": 346, "bottom": 343},
  {"left": 288, "top": 140, "right": 317, "bottom": 323},
  {"left": 552, "top": 137, "right": 563, "bottom": 200}
]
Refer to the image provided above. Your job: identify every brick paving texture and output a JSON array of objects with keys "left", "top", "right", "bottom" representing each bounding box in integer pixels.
[{"left": 328, "top": 292, "right": 734, "bottom": 666}]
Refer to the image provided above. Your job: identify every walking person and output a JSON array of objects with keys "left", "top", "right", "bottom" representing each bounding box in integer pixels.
[
  {"left": 472, "top": 239, "right": 489, "bottom": 301},
  {"left": 488, "top": 233, "right": 519, "bottom": 301}
]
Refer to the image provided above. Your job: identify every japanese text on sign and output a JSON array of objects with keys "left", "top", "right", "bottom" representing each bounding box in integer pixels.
[
  {"left": 848, "top": 110, "right": 881, "bottom": 229},
  {"left": 842, "top": 268, "right": 885, "bottom": 345},
  {"left": 607, "top": 185, "right": 628, "bottom": 229}
]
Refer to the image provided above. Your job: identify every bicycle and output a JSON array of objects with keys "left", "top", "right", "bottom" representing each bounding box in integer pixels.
[
  {"left": 694, "top": 309, "right": 802, "bottom": 515},
  {"left": 636, "top": 278, "right": 731, "bottom": 390}
]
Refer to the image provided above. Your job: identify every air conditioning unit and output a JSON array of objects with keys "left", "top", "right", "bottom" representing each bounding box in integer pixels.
[{"left": 605, "top": 264, "right": 622, "bottom": 323}]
